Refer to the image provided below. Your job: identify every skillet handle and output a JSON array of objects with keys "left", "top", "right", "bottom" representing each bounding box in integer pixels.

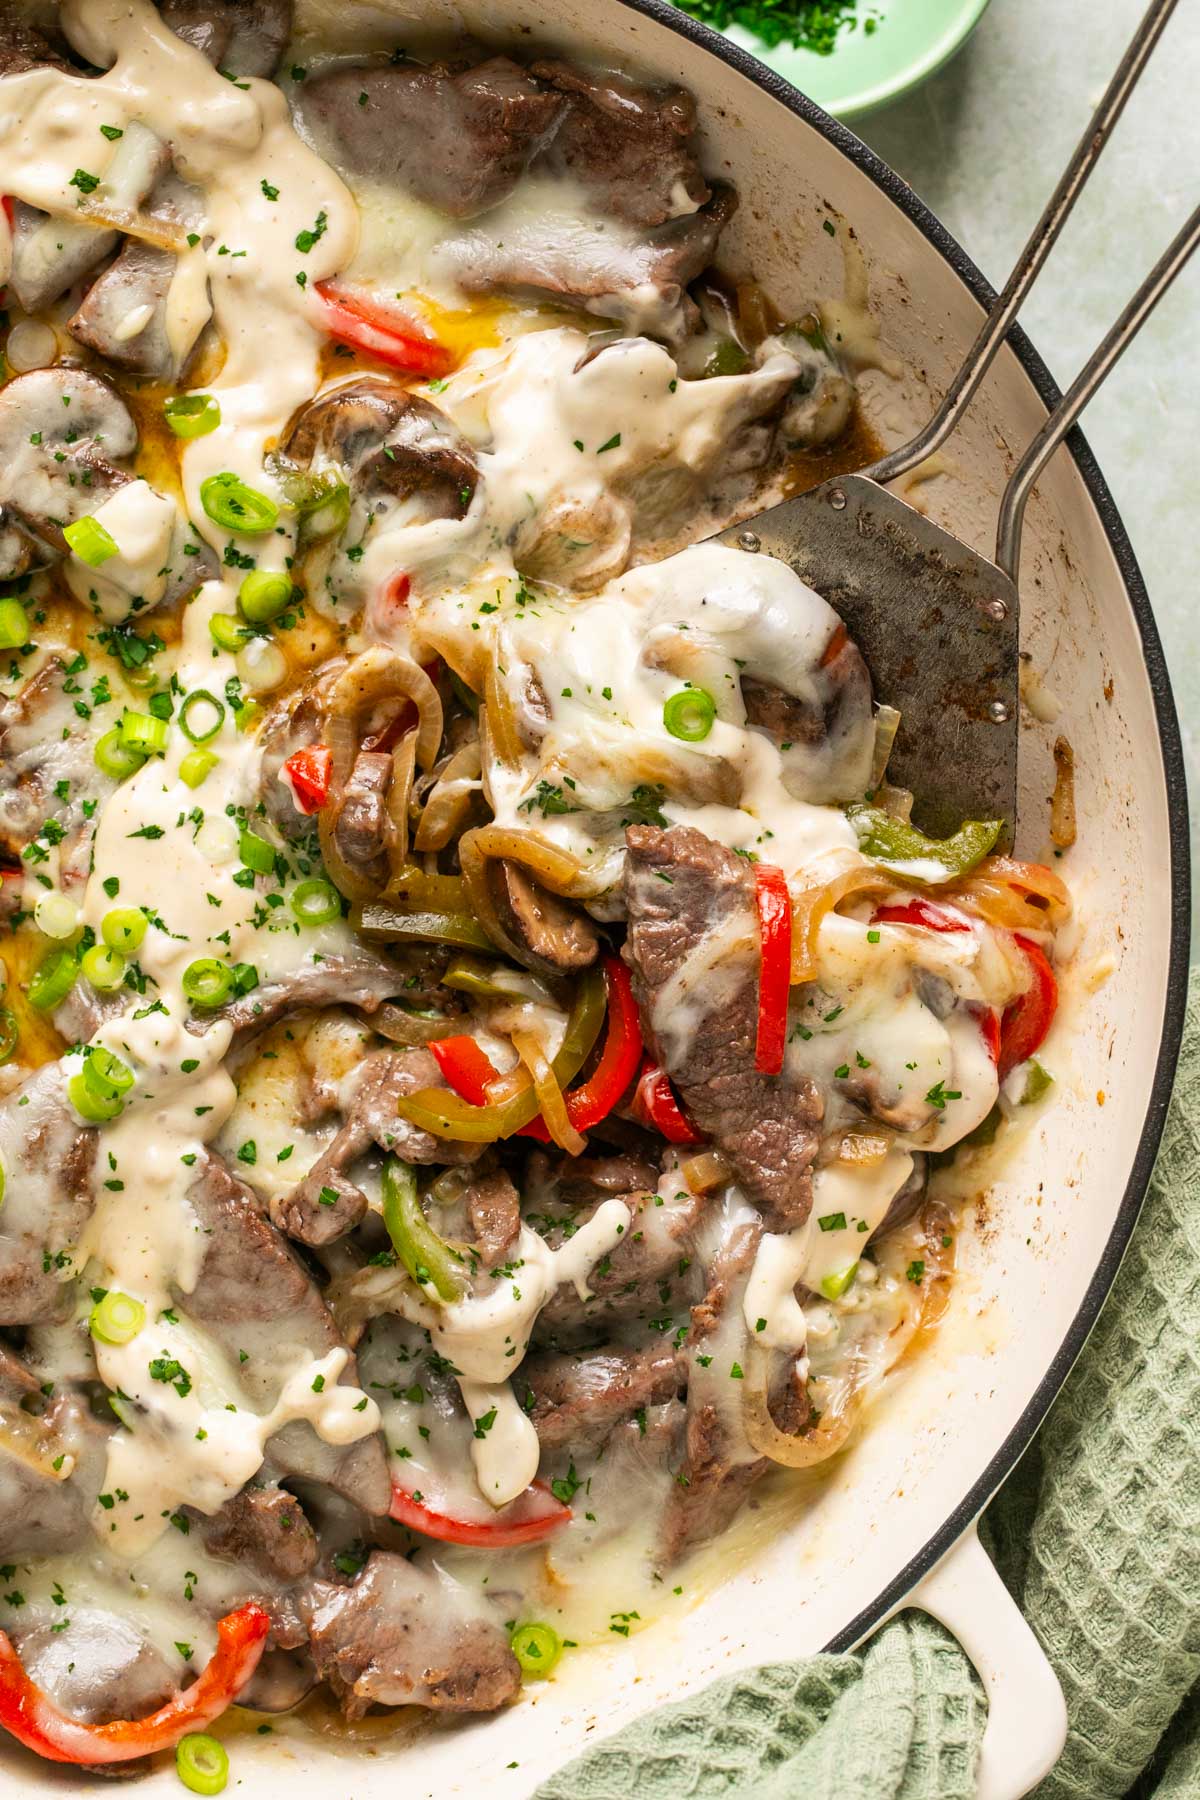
[{"left": 907, "top": 1525, "right": 1067, "bottom": 1800}]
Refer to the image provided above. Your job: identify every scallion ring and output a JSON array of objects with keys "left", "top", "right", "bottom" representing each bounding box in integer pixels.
[
  {"left": 67, "top": 1070, "right": 123, "bottom": 1122},
  {"left": 119, "top": 711, "right": 169, "bottom": 757},
  {"left": 180, "top": 748, "right": 218, "bottom": 789},
  {"left": 208, "top": 613, "right": 248, "bottom": 654},
  {"left": 179, "top": 690, "right": 226, "bottom": 744},
  {"left": 164, "top": 393, "right": 221, "bottom": 439},
  {"left": 89, "top": 1289, "right": 146, "bottom": 1346},
  {"left": 200, "top": 472, "right": 278, "bottom": 536},
  {"left": 238, "top": 828, "right": 275, "bottom": 875},
  {"left": 176, "top": 1733, "right": 229, "bottom": 1796},
  {"left": 662, "top": 687, "right": 716, "bottom": 742},
  {"left": 63, "top": 515, "right": 118, "bottom": 568},
  {"left": 101, "top": 908, "right": 146, "bottom": 954},
  {"left": 84, "top": 1047, "right": 134, "bottom": 1102},
  {"left": 510, "top": 1622, "right": 562, "bottom": 1679},
  {"left": 290, "top": 877, "right": 340, "bottom": 926},
  {"left": 0, "top": 597, "right": 29, "bottom": 649},
  {"left": 238, "top": 568, "right": 292, "bottom": 623},
  {"left": 94, "top": 726, "right": 146, "bottom": 782},
  {"left": 80, "top": 944, "right": 126, "bottom": 992},
  {"left": 181, "top": 958, "right": 234, "bottom": 1008},
  {"left": 27, "top": 948, "right": 77, "bottom": 1012}
]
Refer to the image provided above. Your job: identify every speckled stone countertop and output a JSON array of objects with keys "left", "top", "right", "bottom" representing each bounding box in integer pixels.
[{"left": 850, "top": 0, "right": 1198, "bottom": 952}]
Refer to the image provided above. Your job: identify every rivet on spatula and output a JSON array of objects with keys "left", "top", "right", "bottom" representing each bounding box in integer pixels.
[
  {"left": 984, "top": 597, "right": 1009, "bottom": 622},
  {"left": 988, "top": 700, "right": 1011, "bottom": 723},
  {"left": 829, "top": 488, "right": 847, "bottom": 511},
  {"left": 738, "top": 530, "right": 760, "bottom": 552}
]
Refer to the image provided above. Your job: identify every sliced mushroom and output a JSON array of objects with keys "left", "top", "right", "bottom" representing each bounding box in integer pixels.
[
  {"left": 332, "top": 748, "right": 392, "bottom": 884},
  {"left": 0, "top": 368, "right": 136, "bottom": 554},
  {"left": 157, "top": 0, "right": 294, "bottom": 78},
  {"left": 489, "top": 859, "right": 600, "bottom": 971},
  {"left": 512, "top": 488, "right": 633, "bottom": 593},
  {"left": 283, "top": 376, "right": 478, "bottom": 520}
]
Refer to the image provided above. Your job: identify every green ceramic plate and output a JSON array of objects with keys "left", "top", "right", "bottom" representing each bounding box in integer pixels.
[{"left": 690, "top": 1, "right": 993, "bottom": 120}]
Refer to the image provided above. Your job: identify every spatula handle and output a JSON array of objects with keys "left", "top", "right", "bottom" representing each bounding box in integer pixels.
[
  {"left": 995, "top": 200, "right": 1200, "bottom": 579},
  {"left": 862, "top": 0, "right": 1181, "bottom": 488}
]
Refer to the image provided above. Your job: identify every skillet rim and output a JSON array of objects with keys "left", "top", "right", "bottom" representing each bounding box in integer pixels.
[{"left": 611, "top": 0, "right": 1191, "bottom": 1653}]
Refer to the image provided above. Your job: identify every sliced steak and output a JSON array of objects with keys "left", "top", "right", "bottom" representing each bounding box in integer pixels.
[
  {"left": 530, "top": 60, "right": 709, "bottom": 227},
  {"left": 255, "top": 656, "right": 346, "bottom": 841},
  {"left": 68, "top": 174, "right": 208, "bottom": 382},
  {"left": 331, "top": 749, "right": 391, "bottom": 883},
  {"left": 622, "top": 824, "right": 822, "bottom": 1231},
  {"left": 201, "top": 942, "right": 408, "bottom": 1037},
  {"left": 741, "top": 625, "right": 872, "bottom": 789},
  {"left": 489, "top": 859, "right": 599, "bottom": 972},
  {"left": 442, "top": 185, "right": 737, "bottom": 345},
  {"left": 465, "top": 1168, "right": 521, "bottom": 1267},
  {"left": 0, "top": 1062, "right": 96, "bottom": 1325},
  {"left": 520, "top": 1343, "right": 679, "bottom": 1454},
  {"left": 0, "top": 1351, "right": 108, "bottom": 1559},
  {"left": 535, "top": 1182, "right": 705, "bottom": 1342},
  {"left": 271, "top": 1047, "right": 483, "bottom": 1247},
  {"left": 299, "top": 1551, "right": 520, "bottom": 1715},
  {"left": 182, "top": 1155, "right": 390, "bottom": 1514},
  {"left": 199, "top": 1483, "right": 319, "bottom": 1582},
  {"left": 0, "top": 655, "right": 117, "bottom": 888},
  {"left": 158, "top": 0, "right": 293, "bottom": 77},
  {"left": 298, "top": 57, "right": 564, "bottom": 217},
  {"left": 0, "top": 11, "right": 72, "bottom": 75}
]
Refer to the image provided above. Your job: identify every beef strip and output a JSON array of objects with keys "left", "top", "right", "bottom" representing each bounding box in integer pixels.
[
  {"left": 489, "top": 859, "right": 599, "bottom": 971},
  {"left": 464, "top": 1168, "right": 521, "bottom": 1267},
  {"left": 298, "top": 57, "right": 564, "bottom": 218},
  {"left": 529, "top": 60, "right": 710, "bottom": 227},
  {"left": 520, "top": 1343, "right": 679, "bottom": 1454},
  {"left": 0, "top": 655, "right": 118, "bottom": 889},
  {"left": 442, "top": 185, "right": 738, "bottom": 345},
  {"left": 272, "top": 1048, "right": 483, "bottom": 1247},
  {"left": 182, "top": 1155, "right": 390, "bottom": 1514},
  {"left": 68, "top": 174, "right": 208, "bottom": 381},
  {"left": 534, "top": 1183, "right": 706, "bottom": 1342},
  {"left": 299, "top": 1551, "right": 520, "bottom": 1716},
  {"left": 0, "top": 1062, "right": 96, "bottom": 1325},
  {"left": 0, "top": 10, "right": 72, "bottom": 75},
  {"left": 551, "top": 1150, "right": 662, "bottom": 1205},
  {"left": 622, "top": 824, "right": 822, "bottom": 1231},
  {"left": 198, "top": 1483, "right": 319, "bottom": 1582},
  {"left": 197, "top": 943, "right": 410, "bottom": 1038},
  {"left": 157, "top": 0, "right": 293, "bottom": 77},
  {"left": 331, "top": 749, "right": 392, "bottom": 884},
  {"left": 742, "top": 623, "right": 871, "bottom": 763}
]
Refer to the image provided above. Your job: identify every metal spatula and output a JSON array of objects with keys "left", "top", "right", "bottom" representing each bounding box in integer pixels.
[{"left": 718, "top": 0, "right": 1198, "bottom": 846}]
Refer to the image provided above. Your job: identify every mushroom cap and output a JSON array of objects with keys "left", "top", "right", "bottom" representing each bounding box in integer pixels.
[{"left": 283, "top": 376, "right": 478, "bottom": 520}]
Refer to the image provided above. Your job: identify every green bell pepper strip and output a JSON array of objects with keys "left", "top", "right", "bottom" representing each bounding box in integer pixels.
[
  {"left": 353, "top": 900, "right": 498, "bottom": 954},
  {"left": 381, "top": 1158, "right": 466, "bottom": 1303},
  {"left": 394, "top": 964, "right": 607, "bottom": 1143},
  {"left": 847, "top": 804, "right": 1003, "bottom": 883}
]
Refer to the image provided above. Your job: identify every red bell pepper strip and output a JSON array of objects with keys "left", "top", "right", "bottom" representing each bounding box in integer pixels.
[
  {"left": 998, "top": 935, "right": 1058, "bottom": 1080},
  {"left": 390, "top": 1476, "right": 570, "bottom": 1547},
  {"left": 281, "top": 744, "right": 332, "bottom": 814},
  {"left": 430, "top": 1033, "right": 501, "bottom": 1107},
  {"left": 633, "top": 1059, "right": 704, "bottom": 1145},
  {"left": 979, "top": 1007, "right": 1002, "bottom": 1066},
  {"left": 753, "top": 863, "right": 792, "bottom": 1076},
  {"left": 314, "top": 282, "right": 453, "bottom": 376},
  {"left": 872, "top": 898, "right": 972, "bottom": 933},
  {"left": 0, "top": 1602, "right": 268, "bottom": 1766}
]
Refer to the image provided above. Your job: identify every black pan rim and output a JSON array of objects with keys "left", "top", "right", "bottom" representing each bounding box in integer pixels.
[{"left": 611, "top": 0, "right": 1191, "bottom": 1656}]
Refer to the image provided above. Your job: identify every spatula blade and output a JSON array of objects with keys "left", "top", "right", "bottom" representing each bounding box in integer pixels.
[{"left": 717, "top": 474, "right": 1019, "bottom": 847}]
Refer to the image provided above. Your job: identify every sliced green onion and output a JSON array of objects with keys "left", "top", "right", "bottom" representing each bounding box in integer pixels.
[
  {"left": 94, "top": 726, "right": 146, "bottom": 781},
  {"left": 84, "top": 1048, "right": 134, "bottom": 1102},
  {"left": 510, "top": 1622, "right": 562, "bottom": 1679},
  {"left": 89, "top": 1289, "right": 146, "bottom": 1346},
  {"left": 1020, "top": 1059, "right": 1054, "bottom": 1105},
  {"left": 663, "top": 687, "right": 716, "bottom": 742},
  {"left": 179, "top": 690, "right": 226, "bottom": 744},
  {"left": 119, "top": 711, "right": 169, "bottom": 757},
  {"left": 200, "top": 472, "right": 278, "bottom": 535},
  {"left": 819, "top": 1262, "right": 858, "bottom": 1302},
  {"left": 238, "top": 569, "right": 292, "bottom": 623},
  {"left": 180, "top": 748, "right": 218, "bottom": 788},
  {"left": 176, "top": 1732, "right": 229, "bottom": 1796},
  {"left": 101, "top": 907, "right": 147, "bottom": 954},
  {"left": 233, "top": 698, "right": 261, "bottom": 733},
  {"left": 297, "top": 476, "right": 350, "bottom": 539},
  {"left": 28, "top": 948, "right": 77, "bottom": 1012},
  {"left": 164, "top": 393, "right": 221, "bottom": 439},
  {"left": 67, "top": 1070, "right": 123, "bottom": 1122},
  {"left": 108, "top": 1392, "right": 138, "bottom": 1430},
  {"left": 80, "top": 943, "right": 126, "bottom": 991},
  {"left": 238, "top": 828, "right": 275, "bottom": 874},
  {"left": 0, "top": 1007, "right": 17, "bottom": 1065},
  {"left": 208, "top": 614, "right": 248, "bottom": 654},
  {"left": 33, "top": 891, "right": 79, "bottom": 940},
  {"left": 181, "top": 958, "right": 234, "bottom": 1008},
  {"left": 0, "top": 597, "right": 29, "bottom": 649},
  {"left": 63, "top": 515, "right": 119, "bottom": 568},
  {"left": 290, "top": 877, "right": 340, "bottom": 926}
]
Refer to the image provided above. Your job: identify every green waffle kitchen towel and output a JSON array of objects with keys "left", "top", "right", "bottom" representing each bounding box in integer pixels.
[{"left": 537, "top": 965, "right": 1200, "bottom": 1800}]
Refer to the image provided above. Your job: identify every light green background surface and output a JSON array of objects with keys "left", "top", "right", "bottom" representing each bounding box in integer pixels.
[{"left": 817, "top": 0, "right": 1197, "bottom": 951}]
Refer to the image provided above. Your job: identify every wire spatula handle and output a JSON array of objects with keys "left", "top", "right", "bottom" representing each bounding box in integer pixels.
[{"left": 862, "top": 0, "right": 1191, "bottom": 564}]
